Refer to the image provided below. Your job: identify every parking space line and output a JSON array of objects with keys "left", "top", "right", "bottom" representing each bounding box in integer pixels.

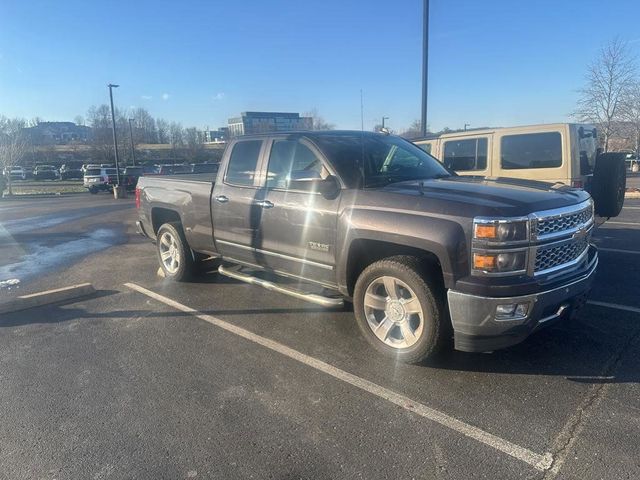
[
  {"left": 622, "top": 206, "right": 640, "bottom": 210},
  {"left": 597, "top": 247, "right": 640, "bottom": 255},
  {"left": 587, "top": 300, "right": 640, "bottom": 314},
  {"left": 604, "top": 221, "right": 640, "bottom": 227},
  {"left": 124, "top": 282, "right": 553, "bottom": 471}
]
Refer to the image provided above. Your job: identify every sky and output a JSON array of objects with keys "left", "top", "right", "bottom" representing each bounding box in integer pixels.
[{"left": 1, "top": 0, "right": 639, "bottom": 132}]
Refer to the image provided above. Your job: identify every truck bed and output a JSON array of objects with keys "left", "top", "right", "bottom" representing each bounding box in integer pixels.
[{"left": 137, "top": 173, "right": 217, "bottom": 254}]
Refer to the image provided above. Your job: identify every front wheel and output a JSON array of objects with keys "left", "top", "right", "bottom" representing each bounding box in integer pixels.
[
  {"left": 156, "top": 222, "right": 194, "bottom": 281},
  {"left": 353, "top": 256, "right": 448, "bottom": 364}
]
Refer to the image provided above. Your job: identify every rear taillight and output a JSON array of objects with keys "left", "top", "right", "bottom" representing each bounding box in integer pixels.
[
  {"left": 571, "top": 180, "right": 584, "bottom": 189},
  {"left": 135, "top": 187, "right": 141, "bottom": 209}
]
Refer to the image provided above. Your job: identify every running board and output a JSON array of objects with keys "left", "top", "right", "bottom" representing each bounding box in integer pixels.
[{"left": 218, "top": 265, "right": 344, "bottom": 308}]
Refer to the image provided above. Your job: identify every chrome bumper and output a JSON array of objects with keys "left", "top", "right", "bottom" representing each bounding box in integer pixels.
[{"left": 447, "top": 247, "right": 598, "bottom": 352}]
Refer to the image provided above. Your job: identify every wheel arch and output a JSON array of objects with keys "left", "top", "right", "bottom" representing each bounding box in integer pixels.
[{"left": 151, "top": 207, "right": 182, "bottom": 236}]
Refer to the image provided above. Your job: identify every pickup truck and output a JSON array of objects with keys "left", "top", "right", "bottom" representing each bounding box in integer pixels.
[{"left": 136, "top": 131, "right": 599, "bottom": 363}]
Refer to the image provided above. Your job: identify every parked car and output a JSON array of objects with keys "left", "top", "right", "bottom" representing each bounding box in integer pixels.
[
  {"left": 121, "top": 166, "right": 144, "bottom": 191},
  {"left": 3, "top": 166, "right": 27, "bottom": 180},
  {"left": 414, "top": 123, "right": 626, "bottom": 217},
  {"left": 33, "top": 165, "right": 59, "bottom": 180},
  {"left": 83, "top": 167, "right": 118, "bottom": 193},
  {"left": 59, "top": 162, "right": 84, "bottom": 180},
  {"left": 136, "top": 131, "right": 598, "bottom": 364},
  {"left": 191, "top": 162, "right": 220, "bottom": 174},
  {"left": 156, "top": 164, "right": 192, "bottom": 175}
]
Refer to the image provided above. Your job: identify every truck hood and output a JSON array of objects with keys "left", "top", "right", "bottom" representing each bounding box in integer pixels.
[{"left": 379, "top": 176, "right": 591, "bottom": 217}]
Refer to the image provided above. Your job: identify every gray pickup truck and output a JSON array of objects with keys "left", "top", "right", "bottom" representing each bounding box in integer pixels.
[{"left": 135, "top": 131, "right": 598, "bottom": 363}]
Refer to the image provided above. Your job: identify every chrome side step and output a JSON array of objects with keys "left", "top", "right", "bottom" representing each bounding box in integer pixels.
[{"left": 218, "top": 265, "right": 343, "bottom": 308}]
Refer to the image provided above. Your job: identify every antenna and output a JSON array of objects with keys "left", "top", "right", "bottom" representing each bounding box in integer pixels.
[{"left": 360, "top": 89, "right": 364, "bottom": 131}]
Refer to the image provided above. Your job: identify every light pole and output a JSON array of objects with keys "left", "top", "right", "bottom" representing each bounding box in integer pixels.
[
  {"left": 382, "top": 116, "right": 389, "bottom": 129},
  {"left": 421, "top": 0, "right": 429, "bottom": 138},
  {"left": 464, "top": 123, "right": 470, "bottom": 131},
  {"left": 128, "top": 118, "right": 136, "bottom": 166},
  {"left": 107, "top": 83, "right": 121, "bottom": 187}
]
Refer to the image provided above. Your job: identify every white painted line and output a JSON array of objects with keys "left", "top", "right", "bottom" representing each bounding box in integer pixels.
[
  {"left": 124, "top": 282, "right": 553, "bottom": 471},
  {"left": 0, "top": 283, "right": 95, "bottom": 314},
  {"left": 587, "top": 300, "right": 640, "bottom": 315},
  {"left": 604, "top": 221, "right": 640, "bottom": 227},
  {"left": 623, "top": 206, "right": 640, "bottom": 210},
  {"left": 597, "top": 247, "right": 640, "bottom": 255}
]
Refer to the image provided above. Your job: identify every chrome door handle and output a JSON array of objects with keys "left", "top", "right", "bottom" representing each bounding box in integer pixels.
[
  {"left": 256, "top": 200, "right": 274, "bottom": 209},
  {"left": 215, "top": 195, "right": 229, "bottom": 203}
]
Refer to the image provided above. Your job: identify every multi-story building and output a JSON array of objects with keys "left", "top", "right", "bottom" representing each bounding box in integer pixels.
[
  {"left": 227, "top": 112, "right": 313, "bottom": 137},
  {"left": 202, "top": 127, "right": 229, "bottom": 143}
]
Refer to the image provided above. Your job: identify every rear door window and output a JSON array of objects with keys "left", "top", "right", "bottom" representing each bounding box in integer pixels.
[
  {"left": 443, "top": 138, "right": 488, "bottom": 171},
  {"left": 500, "top": 132, "right": 562, "bottom": 169},
  {"left": 225, "top": 140, "right": 263, "bottom": 186}
]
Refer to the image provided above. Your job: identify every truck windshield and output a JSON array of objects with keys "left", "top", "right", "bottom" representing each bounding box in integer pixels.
[{"left": 314, "top": 134, "right": 451, "bottom": 188}]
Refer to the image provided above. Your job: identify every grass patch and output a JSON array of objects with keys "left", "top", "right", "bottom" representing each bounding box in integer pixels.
[{"left": 3, "top": 181, "right": 87, "bottom": 196}]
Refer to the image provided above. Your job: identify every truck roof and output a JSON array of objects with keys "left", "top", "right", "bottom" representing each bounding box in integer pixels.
[{"left": 234, "top": 130, "right": 386, "bottom": 140}]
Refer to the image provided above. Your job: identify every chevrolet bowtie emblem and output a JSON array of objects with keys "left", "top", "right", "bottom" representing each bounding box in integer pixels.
[{"left": 572, "top": 226, "right": 589, "bottom": 241}]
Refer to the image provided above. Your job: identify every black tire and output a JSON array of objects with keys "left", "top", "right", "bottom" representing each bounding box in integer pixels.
[
  {"left": 592, "top": 152, "right": 626, "bottom": 217},
  {"left": 353, "top": 256, "right": 449, "bottom": 364},
  {"left": 156, "top": 222, "right": 195, "bottom": 282},
  {"left": 88, "top": 186, "right": 99, "bottom": 194}
]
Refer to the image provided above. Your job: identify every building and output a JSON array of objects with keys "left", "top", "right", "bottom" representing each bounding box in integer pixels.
[
  {"left": 23, "top": 122, "right": 91, "bottom": 145},
  {"left": 202, "top": 127, "right": 229, "bottom": 143},
  {"left": 227, "top": 112, "right": 313, "bottom": 137}
]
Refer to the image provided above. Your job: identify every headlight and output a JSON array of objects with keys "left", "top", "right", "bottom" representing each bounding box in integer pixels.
[
  {"left": 473, "top": 219, "right": 528, "bottom": 242},
  {"left": 473, "top": 251, "right": 527, "bottom": 274}
]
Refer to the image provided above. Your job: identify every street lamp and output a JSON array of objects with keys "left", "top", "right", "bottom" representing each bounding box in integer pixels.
[
  {"left": 382, "top": 116, "right": 389, "bottom": 129},
  {"left": 464, "top": 123, "right": 470, "bottom": 131},
  {"left": 107, "top": 83, "right": 121, "bottom": 188},
  {"left": 128, "top": 118, "right": 136, "bottom": 166},
  {"left": 421, "top": 0, "right": 429, "bottom": 137}
]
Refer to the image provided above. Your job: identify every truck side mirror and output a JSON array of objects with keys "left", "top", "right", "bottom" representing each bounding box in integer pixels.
[{"left": 319, "top": 175, "right": 340, "bottom": 199}]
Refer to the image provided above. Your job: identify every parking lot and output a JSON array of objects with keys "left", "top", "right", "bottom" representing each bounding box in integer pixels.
[{"left": 1, "top": 194, "right": 639, "bottom": 479}]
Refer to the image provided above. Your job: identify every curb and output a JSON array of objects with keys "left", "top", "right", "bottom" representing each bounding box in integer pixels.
[
  {"left": 1, "top": 191, "right": 88, "bottom": 199},
  {"left": 0, "top": 283, "right": 95, "bottom": 315}
]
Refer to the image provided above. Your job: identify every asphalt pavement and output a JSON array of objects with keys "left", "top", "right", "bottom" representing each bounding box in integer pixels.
[{"left": 0, "top": 193, "right": 639, "bottom": 479}]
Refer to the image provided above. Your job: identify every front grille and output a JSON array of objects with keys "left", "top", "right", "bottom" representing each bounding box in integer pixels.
[
  {"left": 536, "top": 206, "right": 592, "bottom": 238},
  {"left": 535, "top": 239, "right": 588, "bottom": 273}
]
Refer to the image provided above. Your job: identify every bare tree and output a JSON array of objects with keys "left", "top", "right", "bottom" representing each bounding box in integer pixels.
[
  {"left": 169, "top": 122, "right": 184, "bottom": 148},
  {"left": 184, "top": 127, "right": 203, "bottom": 161},
  {"left": 28, "top": 117, "right": 43, "bottom": 127},
  {"left": 305, "top": 108, "right": 334, "bottom": 130},
  {"left": 74, "top": 115, "right": 85, "bottom": 126},
  {"left": 621, "top": 80, "right": 640, "bottom": 160},
  {"left": 574, "top": 38, "right": 637, "bottom": 152},
  {"left": 86, "top": 105, "right": 115, "bottom": 163},
  {"left": 0, "top": 117, "right": 29, "bottom": 196},
  {"left": 156, "top": 118, "right": 169, "bottom": 144},
  {"left": 132, "top": 107, "right": 157, "bottom": 143},
  {"left": 398, "top": 119, "right": 427, "bottom": 139}
]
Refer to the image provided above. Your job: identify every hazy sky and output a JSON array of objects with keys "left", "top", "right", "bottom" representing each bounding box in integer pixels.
[{"left": 1, "top": 0, "right": 639, "bottom": 132}]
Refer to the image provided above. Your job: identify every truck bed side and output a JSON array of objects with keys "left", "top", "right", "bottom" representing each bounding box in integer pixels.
[{"left": 138, "top": 174, "right": 218, "bottom": 255}]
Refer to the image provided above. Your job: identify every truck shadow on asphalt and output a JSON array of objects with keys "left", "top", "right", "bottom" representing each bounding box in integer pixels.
[{"left": 1, "top": 296, "right": 638, "bottom": 386}]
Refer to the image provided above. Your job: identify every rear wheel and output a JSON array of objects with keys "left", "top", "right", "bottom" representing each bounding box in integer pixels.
[
  {"left": 156, "top": 222, "right": 194, "bottom": 281},
  {"left": 353, "top": 256, "right": 448, "bottom": 364},
  {"left": 592, "top": 152, "right": 626, "bottom": 217},
  {"left": 88, "top": 186, "right": 98, "bottom": 194}
]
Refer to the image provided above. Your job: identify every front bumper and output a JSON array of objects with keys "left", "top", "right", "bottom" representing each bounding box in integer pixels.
[{"left": 447, "top": 246, "right": 598, "bottom": 352}]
